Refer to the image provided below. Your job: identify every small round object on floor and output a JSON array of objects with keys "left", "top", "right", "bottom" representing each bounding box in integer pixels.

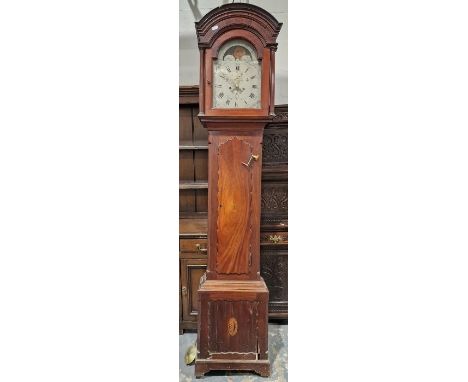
[{"left": 184, "top": 343, "right": 197, "bottom": 365}]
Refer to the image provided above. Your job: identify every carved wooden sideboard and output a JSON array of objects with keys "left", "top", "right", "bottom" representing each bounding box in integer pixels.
[{"left": 179, "top": 86, "right": 287, "bottom": 333}]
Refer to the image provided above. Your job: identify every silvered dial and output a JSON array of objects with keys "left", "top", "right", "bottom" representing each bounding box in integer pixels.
[{"left": 212, "top": 39, "right": 261, "bottom": 109}]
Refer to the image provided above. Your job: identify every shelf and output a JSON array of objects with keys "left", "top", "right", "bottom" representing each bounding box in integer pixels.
[
  {"left": 179, "top": 145, "right": 208, "bottom": 150},
  {"left": 179, "top": 181, "right": 208, "bottom": 190},
  {"left": 179, "top": 211, "right": 208, "bottom": 219}
]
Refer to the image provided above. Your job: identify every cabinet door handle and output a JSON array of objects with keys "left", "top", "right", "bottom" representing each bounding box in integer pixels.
[
  {"left": 196, "top": 244, "right": 208, "bottom": 253},
  {"left": 242, "top": 154, "right": 259, "bottom": 167},
  {"left": 181, "top": 286, "right": 187, "bottom": 296},
  {"left": 269, "top": 235, "right": 283, "bottom": 243}
]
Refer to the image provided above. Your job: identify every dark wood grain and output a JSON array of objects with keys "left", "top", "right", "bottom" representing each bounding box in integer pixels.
[
  {"left": 195, "top": 189, "right": 208, "bottom": 213},
  {"left": 179, "top": 189, "right": 195, "bottom": 213},
  {"left": 206, "top": 300, "right": 259, "bottom": 355},
  {"left": 180, "top": 238, "right": 208, "bottom": 253},
  {"left": 262, "top": 127, "right": 288, "bottom": 164},
  {"left": 180, "top": 258, "right": 206, "bottom": 322},
  {"left": 261, "top": 181, "right": 288, "bottom": 216},
  {"left": 193, "top": 106, "right": 208, "bottom": 145},
  {"left": 196, "top": 278, "right": 270, "bottom": 377},
  {"left": 194, "top": 150, "right": 208, "bottom": 181},
  {"left": 180, "top": 85, "right": 199, "bottom": 105},
  {"left": 179, "top": 218, "right": 208, "bottom": 236},
  {"left": 260, "top": 249, "right": 288, "bottom": 315},
  {"left": 179, "top": 151, "right": 194, "bottom": 181},
  {"left": 179, "top": 106, "right": 193, "bottom": 145}
]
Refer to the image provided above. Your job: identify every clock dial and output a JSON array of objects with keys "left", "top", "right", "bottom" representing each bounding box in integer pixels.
[{"left": 212, "top": 39, "right": 261, "bottom": 109}]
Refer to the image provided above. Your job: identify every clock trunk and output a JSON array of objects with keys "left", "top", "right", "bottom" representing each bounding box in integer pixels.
[{"left": 206, "top": 129, "right": 263, "bottom": 281}]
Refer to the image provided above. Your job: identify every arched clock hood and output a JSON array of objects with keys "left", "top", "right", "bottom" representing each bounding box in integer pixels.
[
  {"left": 195, "top": 3, "right": 282, "bottom": 50},
  {"left": 195, "top": 3, "right": 282, "bottom": 118}
]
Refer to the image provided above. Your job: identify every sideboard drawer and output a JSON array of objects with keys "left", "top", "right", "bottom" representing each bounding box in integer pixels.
[
  {"left": 180, "top": 238, "right": 208, "bottom": 254},
  {"left": 260, "top": 231, "right": 288, "bottom": 245}
]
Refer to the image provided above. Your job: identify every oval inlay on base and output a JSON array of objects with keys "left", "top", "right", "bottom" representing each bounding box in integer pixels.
[{"left": 227, "top": 317, "right": 238, "bottom": 336}]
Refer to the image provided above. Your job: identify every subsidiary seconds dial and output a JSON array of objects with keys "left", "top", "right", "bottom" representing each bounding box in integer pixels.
[{"left": 212, "top": 39, "right": 261, "bottom": 109}]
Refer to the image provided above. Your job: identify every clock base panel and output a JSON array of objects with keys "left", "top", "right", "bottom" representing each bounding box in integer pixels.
[{"left": 195, "top": 278, "right": 269, "bottom": 377}]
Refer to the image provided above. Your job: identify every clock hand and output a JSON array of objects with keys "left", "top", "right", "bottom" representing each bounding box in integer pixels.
[{"left": 220, "top": 74, "right": 233, "bottom": 85}]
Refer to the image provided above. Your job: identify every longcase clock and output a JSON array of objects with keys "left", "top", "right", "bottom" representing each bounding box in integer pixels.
[{"left": 194, "top": 4, "right": 282, "bottom": 377}]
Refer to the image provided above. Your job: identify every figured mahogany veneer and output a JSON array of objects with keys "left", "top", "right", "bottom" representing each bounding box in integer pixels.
[
  {"left": 216, "top": 138, "right": 252, "bottom": 275},
  {"left": 205, "top": 124, "right": 264, "bottom": 282}
]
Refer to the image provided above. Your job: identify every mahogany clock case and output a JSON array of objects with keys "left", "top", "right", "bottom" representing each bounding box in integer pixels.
[
  {"left": 183, "top": 3, "right": 284, "bottom": 377},
  {"left": 179, "top": 90, "right": 288, "bottom": 377}
]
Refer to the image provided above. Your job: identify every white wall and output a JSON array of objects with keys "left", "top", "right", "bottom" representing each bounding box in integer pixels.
[{"left": 179, "top": 0, "right": 288, "bottom": 104}]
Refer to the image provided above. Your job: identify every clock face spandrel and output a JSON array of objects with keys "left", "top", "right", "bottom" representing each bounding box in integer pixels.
[{"left": 212, "top": 39, "right": 261, "bottom": 109}]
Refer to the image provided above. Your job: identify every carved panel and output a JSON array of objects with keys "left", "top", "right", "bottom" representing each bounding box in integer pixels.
[
  {"left": 260, "top": 250, "right": 288, "bottom": 304},
  {"left": 262, "top": 128, "right": 288, "bottom": 164},
  {"left": 260, "top": 215, "right": 288, "bottom": 227},
  {"left": 271, "top": 111, "right": 288, "bottom": 122},
  {"left": 261, "top": 182, "right": 288, "bottom": 215}
]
